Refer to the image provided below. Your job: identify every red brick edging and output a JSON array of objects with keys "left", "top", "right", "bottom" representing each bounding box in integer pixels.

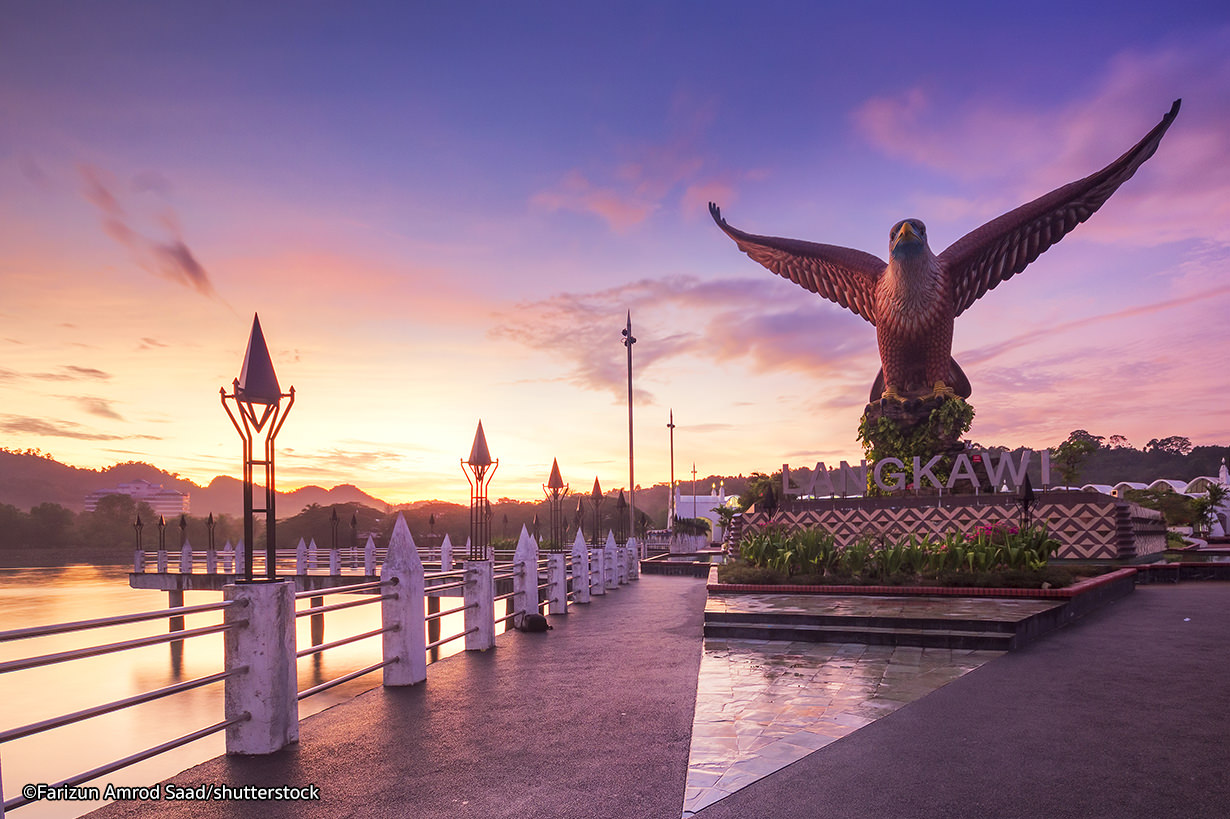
[{"left": 705, "top": 565, "right": 1138, "bottom": 599}]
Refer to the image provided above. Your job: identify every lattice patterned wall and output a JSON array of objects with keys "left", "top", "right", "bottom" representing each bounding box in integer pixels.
[{"left": 737, "top": 493, "right": 1165, "bottom": 560}]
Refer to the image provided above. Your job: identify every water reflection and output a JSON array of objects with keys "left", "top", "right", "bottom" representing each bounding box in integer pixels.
[{"left": 0, "top": 565, "right": 502, "bottom": 819}]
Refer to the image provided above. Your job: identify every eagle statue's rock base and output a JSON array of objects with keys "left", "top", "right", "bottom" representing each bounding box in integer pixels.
[{"left": 858, "top": 395, "right": 976, "bottom": 496}]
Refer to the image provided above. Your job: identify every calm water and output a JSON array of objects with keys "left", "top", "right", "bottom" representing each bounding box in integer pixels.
[{"left": 0, "top": 565, "right": 484, "bottom": 819}]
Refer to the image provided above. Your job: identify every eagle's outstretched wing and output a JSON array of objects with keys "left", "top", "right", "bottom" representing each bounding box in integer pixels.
[
  {"left": 709, "top": 202, "right": 884, "bottom": 325},
  {"left": 941, "top": 99, "right": 1181, "bottom": 317}
]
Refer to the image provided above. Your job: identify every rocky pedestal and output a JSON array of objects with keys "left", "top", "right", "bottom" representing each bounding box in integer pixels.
[{"left": 858, "top": 395, "right": 975, "bottom": 494}]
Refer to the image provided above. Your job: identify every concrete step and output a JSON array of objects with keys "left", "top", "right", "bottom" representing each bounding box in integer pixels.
[
  {"left": 703, "top": 619, "right": 1017, "bottom": 650},
  {"left": 704, "top": 609, "right": 1020, "bottom": 634}
]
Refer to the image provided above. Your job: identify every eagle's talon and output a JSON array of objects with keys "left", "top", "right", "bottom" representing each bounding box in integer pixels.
[
  {"left": 880, "top": 386, "right": 905, "bottom": 404},
  {"left": 931, "top": 381, "right": 956, "bottom": 398}
]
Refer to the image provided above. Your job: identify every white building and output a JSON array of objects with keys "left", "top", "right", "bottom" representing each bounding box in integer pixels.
[{"left": 85, "top": 479, "right": 190, "bottom": 516}]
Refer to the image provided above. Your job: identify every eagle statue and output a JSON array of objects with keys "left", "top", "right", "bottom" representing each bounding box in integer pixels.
[{"left": 710, "top": 99, "right": 1180, "bottom": 405}]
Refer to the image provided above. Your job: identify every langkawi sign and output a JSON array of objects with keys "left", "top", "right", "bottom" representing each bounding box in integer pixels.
[{"left": 783, "top": 449, "right": 1052, "bottom": 497}]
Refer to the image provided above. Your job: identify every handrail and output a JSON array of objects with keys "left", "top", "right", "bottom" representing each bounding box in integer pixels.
[
  {"left": 295, "top": 593, "right": 396, "bottom": 618},
  {"left": 2, "top": 714, "right": 251, "bottom": 812},
  {"left": 425, "top": 626, "right": 477, "bottom": 651},
  {"left": 425, "top": 579, "right": 466, "bottom": 593},
  {"left": 0, "top": 667, "right": 245, "bottom": 743},
  {"left": 0, "top": 599, "right": 243, "bottom": 643},
  {"left": 293, "top": 578, "right": 393, "bottom": 599},
  {"left": 296, "top": 626, "right": 393, "bottom": 659},
  {"left": 424, "top": 602, "right": 468, "bottom": 622},
  {"left": 298, "top": 659, "right": 397, "bottom": 700},
  {"left": 0, "top": 621, "right": 243, "bottom": 674}
]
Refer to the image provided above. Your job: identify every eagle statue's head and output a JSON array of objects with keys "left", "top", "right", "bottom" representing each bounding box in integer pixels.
[{"left": 889, "top": 219, "right": 928, "bottom": 258}]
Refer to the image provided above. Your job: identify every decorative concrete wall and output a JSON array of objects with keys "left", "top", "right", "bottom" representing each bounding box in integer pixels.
[{"left": 736, "top": 491, "right": 1165, "bottom": 561}]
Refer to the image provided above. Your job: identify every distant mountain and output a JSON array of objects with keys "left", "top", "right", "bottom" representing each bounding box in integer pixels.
[{"left": 0, "top": 450, "right": 390, "bottom": 516}]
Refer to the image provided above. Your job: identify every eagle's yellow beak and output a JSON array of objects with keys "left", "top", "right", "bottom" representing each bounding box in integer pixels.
[{"left": 892, "top": 221, "right": 919, "bottom": 252}]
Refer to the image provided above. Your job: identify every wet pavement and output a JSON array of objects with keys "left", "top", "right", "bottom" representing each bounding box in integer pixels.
[
  {"left": 705, "top": 591, "right": 1063, "bottom": 622},
  {"left": 684, "top": 637, "right": 1002, "bottom": 815}
]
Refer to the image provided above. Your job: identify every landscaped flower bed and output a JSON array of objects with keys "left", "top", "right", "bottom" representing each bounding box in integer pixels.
[{"left": 718, "top": 522, "right": 1107, "bottom": 589}]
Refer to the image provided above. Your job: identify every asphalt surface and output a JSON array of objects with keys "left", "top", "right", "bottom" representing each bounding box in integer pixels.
[
  {"left": 87, "top": 574, "right": 709, "bottom": 819},
  {"left": 695, "top": 582, "right": 1230, "bottom": 819}
]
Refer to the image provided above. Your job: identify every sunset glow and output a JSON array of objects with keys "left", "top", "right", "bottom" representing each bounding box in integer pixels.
[{"left": 2, "top": 3, "right": 1228, "bottom": 505}]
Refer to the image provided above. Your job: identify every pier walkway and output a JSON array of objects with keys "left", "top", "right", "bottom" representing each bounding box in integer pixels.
[{"left": 85, "top": 579, "right": 1230, "bottom": 819}]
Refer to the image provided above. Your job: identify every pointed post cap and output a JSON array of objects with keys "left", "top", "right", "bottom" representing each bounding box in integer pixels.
[
  {"left": 591, "top": 477, "right": 602, "bottom": 500},
  {"left": 467, "top": 420, "right": 493, "bottom": 466},
  {"left": 547, "top": 458, "right": 565, "bottom": 489},
  {"left": 616, "top": 488, "right": 627, "bottom": 509},
  {"left": 236, "top": 313, "right": 282, "bottom": 405}
]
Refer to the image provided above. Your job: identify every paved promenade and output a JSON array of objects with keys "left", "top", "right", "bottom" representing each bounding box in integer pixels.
[
  {"left": 87, "top": 578, "right": 1230, "bottom": 819},
  {"left": 89, "top": 574, "right": 710, "bottom": 819}
]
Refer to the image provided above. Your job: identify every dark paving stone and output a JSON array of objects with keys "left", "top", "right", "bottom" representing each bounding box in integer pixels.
[{"left": 694, "top": 582, "right": 1230, "bottom": 819}]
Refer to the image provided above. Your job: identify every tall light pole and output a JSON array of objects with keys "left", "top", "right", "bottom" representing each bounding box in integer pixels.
[
  {"left": 622, "top": 312, "right": 637, "bottom": 553},
  {"left": 667, "top": 409, "right": 676, "bottom": 532},
  {"left": 692, "top": 462, "right": 698, "bottom": 520}
]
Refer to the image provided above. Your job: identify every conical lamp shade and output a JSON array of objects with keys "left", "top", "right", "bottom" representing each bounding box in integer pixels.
[
  {"left": 467, "top": 421, "right": 493, "bottom": 466},
  {"left": 236, "top": 314, "right": 281, "bottom": 405},
  {"left": 547, "top": 458, "right": 565, "bottom": 490}
]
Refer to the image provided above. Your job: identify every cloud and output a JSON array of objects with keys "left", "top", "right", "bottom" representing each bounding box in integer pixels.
[
  {"left": 530, "top": 170, "right": 656, "bottom": 232},
  {"left": 492, "top": 275, "right": 877, "bottom": 403},
  {"left": 26, "top": 365, "right": 113, "bottom": 382},
  {"left": 959, "top": 282, "right": 1230, "bottom": 367},
  {"left": 79, "top": 164, "right": 220, "bottom": 298},
  {"left": 851, "top": 30, "right": 1230, "bottom": 246},
  {"left": 139, "top": 337, "right": 168, "bottom": 350},
  {"left": 72, "top": 397, "right": 124, "bottom": 420},
  {"left": 0, "top": 415, "right": 157, "bottom": 441}
]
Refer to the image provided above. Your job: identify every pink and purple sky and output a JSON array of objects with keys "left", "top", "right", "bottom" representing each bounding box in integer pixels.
[{"left": 1, "top": 2, "right": 1227, "bottom": 504}]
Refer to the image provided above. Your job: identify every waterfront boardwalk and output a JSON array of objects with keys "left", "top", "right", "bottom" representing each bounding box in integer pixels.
[{"left": 86, "top": 579, "right": 1230, "bottom": 819}]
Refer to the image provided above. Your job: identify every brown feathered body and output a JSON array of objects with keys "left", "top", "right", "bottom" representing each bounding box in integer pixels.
[{"left": 875, "top": 246, "right": 954, "bottom": 396}]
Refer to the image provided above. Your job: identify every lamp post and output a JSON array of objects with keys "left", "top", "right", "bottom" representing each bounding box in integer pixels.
[
  {"left": 462, "top": 421, "right": 498, "bottom": 561},
  {"left": 622, "top": 312, "right": 637, "bottom": 555},
  {"left": 667, "top": 409, "right": 675, "bottom": 532},
  {"left": 133, "top": 516, "right": 144, "bottom": 551},
  {"left": 221, "top": 313, "right": 295, "bottom": 581},
  {"left": 543, "top": 458, "right": 569, "bottom": 552},
  {"left": 206, "top": 513, "right": 216, "bottom": 551},
  {"left": 589, "top": 477, "right": 604, "bottom": 546},
  {"left": 615, "top": 489, "right": 628, "bottom": 545},
  {"left": 158, "top": 516, "right": 166, "bottom": 551}
]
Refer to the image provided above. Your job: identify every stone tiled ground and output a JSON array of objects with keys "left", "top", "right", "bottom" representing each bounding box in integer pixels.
[{"left": 705, "top": 592, "right": 1062, "bottom": 621}]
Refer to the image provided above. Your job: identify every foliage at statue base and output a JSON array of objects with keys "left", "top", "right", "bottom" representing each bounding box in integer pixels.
[
  {"left": 717, "top": 522, "right": 1092, "bottom": 589},
  {"left": 857, "top": 395, "right": 975, "bottom": 494}
]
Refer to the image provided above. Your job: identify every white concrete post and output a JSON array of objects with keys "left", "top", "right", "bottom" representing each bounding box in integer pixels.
[
  {"left": 513, "top": 526, "right": 538, "bottom": 622},
  {"left": 329, "top": 548, "right": 340, "bottom": 575},
  {"left": 180, "top": 539, "right": 193, "bottom": 573},
  {"left": 156, "top": 549, "right": 168, "bottom": 574},
  {"left": 223, "top": 580, "right": 297, "bottom": 755},
  {"left": 307, "top": 539, "right": 318, "bottom": 570},
  {"left": 440, "top": 534, "right": 453, "bottom": 571},
  {"left": 608, "top": 531, "right": 626, "bottom": 585},
  {"left": 627, "top": 537, "right": 640, "bottom": 579},
  {"left": 134, "top": 550, "right": 145, "bottom": 573},
  {"left": 381, "top": 514, "right": 426, "bottom": 686},
  {"left": 364, "top": 535, "right": 376, "bottom": 575},
  {"left": 295, "top": 538, "right": 307, "bottom": 574},
  {"left": 235, "top": 541, "right": 246, "bottom": 575},
  {"left": 546, "top": 553, "right": 568, "bottom": 614},
  {"left": 463, "top": 560, "right": 495, "bottom": 651},
  {"left": 570, "top": 531, "right": 591, "bottom": 604},
  {"left": 604, "top": 531, "right": 618, "bottom": 591}
]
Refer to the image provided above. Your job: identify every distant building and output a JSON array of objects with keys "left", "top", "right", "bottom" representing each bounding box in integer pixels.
[{"left": 85, "top": 479, "right": 190, "bottom": 516}]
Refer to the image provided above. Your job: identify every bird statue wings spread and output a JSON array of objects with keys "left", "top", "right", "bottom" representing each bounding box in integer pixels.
[
  {"left": 710, "top": 99, "right": 1181, "bottom": 324},
  {"left": 710, "top": 99, "right": 1180, "bottom": 403}
]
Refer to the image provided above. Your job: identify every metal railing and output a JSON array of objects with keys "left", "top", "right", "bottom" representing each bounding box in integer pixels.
[
  {"left": 0, "top": 600, "right": 249, "bottom": 813},
  {"left": 7, "top": 521, "right": 642, "bottom": 809}
]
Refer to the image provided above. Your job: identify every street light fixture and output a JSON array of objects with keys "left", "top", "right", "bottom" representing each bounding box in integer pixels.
[
  {"left": 543, "top": 458, "right": 570, "bottom": 552},
  {"left": 462, "top": 421, "right": 498, "bottom": 560},
  {"left": 589, "top": 477, "right": 604, "bottom": 546},
  {"left": 221, "top": 313, "right": 295, "bottom": 581}
]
